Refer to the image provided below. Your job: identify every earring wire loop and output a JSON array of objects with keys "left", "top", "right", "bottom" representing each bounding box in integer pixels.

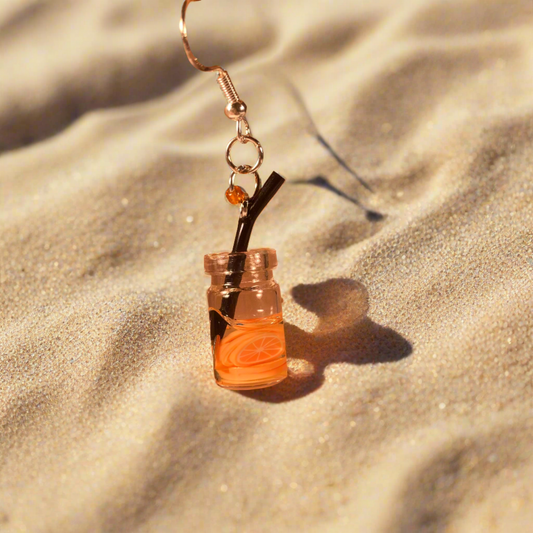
[{"left": 236, "top": 118, "right": 252, "bottom": 142}]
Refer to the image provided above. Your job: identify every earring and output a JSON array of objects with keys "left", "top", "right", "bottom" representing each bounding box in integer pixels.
[{"left": 180, "top": 0, "right": 288, "bottom": 390}]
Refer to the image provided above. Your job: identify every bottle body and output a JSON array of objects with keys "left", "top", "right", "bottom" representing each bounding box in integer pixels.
[{"left": 205, "top": 248, "right": 287, "bottom": 390}]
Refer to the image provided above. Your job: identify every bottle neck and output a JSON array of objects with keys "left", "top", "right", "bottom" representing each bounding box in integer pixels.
[{"left": 209, "top": 269, "right": 274, "bottom": 288}]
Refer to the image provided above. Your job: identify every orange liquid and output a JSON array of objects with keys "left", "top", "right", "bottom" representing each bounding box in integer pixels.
[{"left": 210, "top": 311, "right": 287, "bottom": 390}]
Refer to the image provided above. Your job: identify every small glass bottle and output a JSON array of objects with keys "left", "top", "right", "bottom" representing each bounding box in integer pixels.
[{"left": 204, "top": 248, "right": 287, "bottom": 390}]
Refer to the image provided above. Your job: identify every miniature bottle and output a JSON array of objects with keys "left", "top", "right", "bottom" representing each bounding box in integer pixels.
[{"left": 204, "top": 248, "right": 287, "bottom": 390}]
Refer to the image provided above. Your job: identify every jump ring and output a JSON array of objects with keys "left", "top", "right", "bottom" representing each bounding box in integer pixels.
[
  {"left": 229, "top": 166, "right": 262, "bottom": 198},
  {"left": 226, "top": 135, "right": 264, "bottom": 174},
  {"left": 228, "top": 165, "right": 252, "bottom": 191}
]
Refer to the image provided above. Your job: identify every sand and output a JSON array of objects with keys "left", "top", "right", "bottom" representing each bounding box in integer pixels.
[{"left": 1, "top": 0, "right": 533, "bottom": 531}]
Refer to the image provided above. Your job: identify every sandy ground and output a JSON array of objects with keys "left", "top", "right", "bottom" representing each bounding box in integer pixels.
[{"left": 1, "top": 0, "right": 533, "bottom": 531}]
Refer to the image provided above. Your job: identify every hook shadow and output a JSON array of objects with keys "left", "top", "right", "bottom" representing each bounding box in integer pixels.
[
  {"left": 283, "top": 79, "right": 373, "bottom": 193},
  {"left": 293, "top": 176, "right": 384, "bottom": 221},
  {"left": 239, "top": 278, "right": 412, "bottom": 403},
  {"left": 280, "top": 78, "right": 385, "bottom": 220}
]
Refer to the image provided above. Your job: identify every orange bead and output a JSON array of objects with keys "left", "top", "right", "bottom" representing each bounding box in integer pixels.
[{"left": 225, "top": 185, "right": 248, "bottom": 205}]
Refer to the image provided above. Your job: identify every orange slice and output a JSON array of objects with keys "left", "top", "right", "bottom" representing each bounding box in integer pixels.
[
  {"left": 226, "top": 358, "right": 286, "bottom": 376},
  {"left": 236, "top": 333, "right": 284, "bottom": 366}
]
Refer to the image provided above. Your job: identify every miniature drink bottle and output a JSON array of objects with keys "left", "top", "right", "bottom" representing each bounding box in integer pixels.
[{"left": 205, "top": 248, "right": 288, "bottom": 390}]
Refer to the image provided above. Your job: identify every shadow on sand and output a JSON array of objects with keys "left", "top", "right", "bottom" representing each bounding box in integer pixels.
[{"left": 239, "top": 278, "right": 412, "bottom": 403}]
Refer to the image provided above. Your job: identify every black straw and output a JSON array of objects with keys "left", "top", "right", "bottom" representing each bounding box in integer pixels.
[
  {"left": 232, "top": 171, "right": 285, "bottom": 253},
  {"left": 210, "top": 171, "right": 285, "bottom": 343}
]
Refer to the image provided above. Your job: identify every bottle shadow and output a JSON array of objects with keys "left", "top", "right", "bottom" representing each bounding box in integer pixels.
[{"left": 239, "top": 278, "right": 412, "bottom": 403}]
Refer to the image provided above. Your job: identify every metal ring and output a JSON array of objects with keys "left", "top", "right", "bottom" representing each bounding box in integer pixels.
[
  {"left": 229, "top": 166, "right": 262, "bottom": 198},
  {"left": 226, "top": 135, "right": 264, "bottom": 174}
]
